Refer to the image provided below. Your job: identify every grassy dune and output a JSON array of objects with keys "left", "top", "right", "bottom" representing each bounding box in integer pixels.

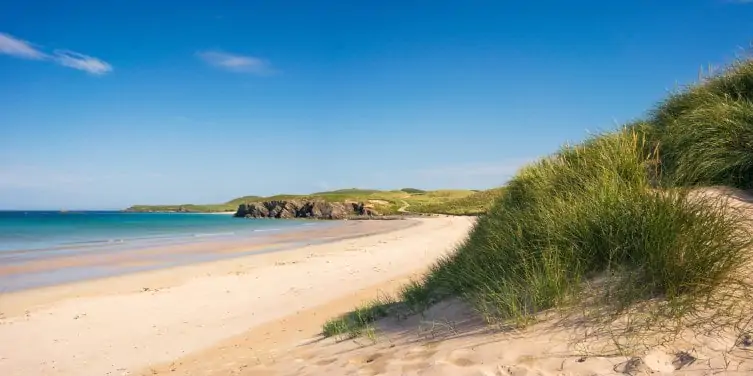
[{"left": 323, "top": 58, "right": 753, "bottom": 343}]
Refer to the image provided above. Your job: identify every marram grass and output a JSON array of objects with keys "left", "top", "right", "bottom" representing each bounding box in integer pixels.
[
  {"left": 650, "top": 58, "right": 753, "bottom": 189},
  {"left": 322, "top": 58, "right": 753, "bottom": 344}
]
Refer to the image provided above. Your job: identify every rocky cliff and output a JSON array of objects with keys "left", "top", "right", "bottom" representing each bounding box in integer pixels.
[{"left": 234, "top": 200, "right": 379, "bottom": 219}]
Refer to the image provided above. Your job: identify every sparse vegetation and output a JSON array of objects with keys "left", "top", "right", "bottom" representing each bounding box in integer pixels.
[
  {"left": 323, "top": 57, "right": 753, "bottom": 345},
  {"left": 322, "top": 295, "right": 396, "bottom": 340}
]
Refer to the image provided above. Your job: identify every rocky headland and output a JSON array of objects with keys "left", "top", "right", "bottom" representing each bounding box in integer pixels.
[{"left": 234, "top": 200, "right": 380, "bottom": 219}]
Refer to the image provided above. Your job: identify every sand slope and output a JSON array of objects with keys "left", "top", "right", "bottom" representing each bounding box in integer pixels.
[{"left": 220, "top": 298, "right": 753, "bottom": 376}]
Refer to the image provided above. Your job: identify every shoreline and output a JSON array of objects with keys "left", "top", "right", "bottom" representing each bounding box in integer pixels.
[
  {"left": 0, "top": 219, "right": 417, "bottom": 311},
  {"left": 0, "top": 216, "right": 475, "bottom": 376},
  {"left": 0, "top": 219, "right": 412, "bottom": 293}
]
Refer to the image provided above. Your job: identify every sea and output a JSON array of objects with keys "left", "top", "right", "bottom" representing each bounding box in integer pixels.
[{"left": 0, "top": 211, "right": 329, "bottom": 291}]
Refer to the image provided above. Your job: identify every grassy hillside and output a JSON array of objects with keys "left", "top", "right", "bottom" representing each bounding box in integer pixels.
[
  {"left": 125, "top": 188, "right": 501, "bottom": 215},
  {"left": 224, "top": 196, "right": 262, "bottom": 205},
  {"left": 405, "top": 187, "right": 506, "bottom": 215},
  {"left": 323, "top": 57, "right": 753, "bottom": 345}
]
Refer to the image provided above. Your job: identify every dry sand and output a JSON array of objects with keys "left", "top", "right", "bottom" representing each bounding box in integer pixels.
[{"left": 0, "top": 217, "right": 474, "bottom": 375}]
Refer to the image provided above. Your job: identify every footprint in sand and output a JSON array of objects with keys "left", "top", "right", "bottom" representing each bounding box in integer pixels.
[
  {"left": 450, "top": 358, "right": 474, "bottom": 367},
  {"left": 402, "top": 347, "right": 437, "bottom": 362},
  {"left": 445, "top": 348, "right": 480, "bottom": 367},
  {"left": 346, "top": 352, "right": 393, "bottom": 375},
  {"left": 352, "top": 353, "right": 384, "bottom": 364}
]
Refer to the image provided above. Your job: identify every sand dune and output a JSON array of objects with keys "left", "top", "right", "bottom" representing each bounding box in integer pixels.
[{"left": 142, "top": 191, "right": 753, "bottom": 376}]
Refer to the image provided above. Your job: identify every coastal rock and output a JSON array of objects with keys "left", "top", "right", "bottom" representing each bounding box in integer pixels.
[{"left": 234, "top": 200, "right": 379, "bottom": 219}]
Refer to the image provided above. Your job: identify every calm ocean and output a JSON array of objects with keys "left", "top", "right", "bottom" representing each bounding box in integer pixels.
[
  {"left": 0, "top": 211, "right": 328, "bottom": 291},
  {"left": 0, "top": 211, "right": 317, "bottom": 257}
]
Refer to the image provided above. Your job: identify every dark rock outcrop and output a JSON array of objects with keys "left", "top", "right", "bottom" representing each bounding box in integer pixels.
[{"left": 234, "top": 200, "right": 379, "bottom": 219}]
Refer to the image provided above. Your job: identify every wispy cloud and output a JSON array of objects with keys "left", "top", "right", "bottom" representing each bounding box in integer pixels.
[
  {"left": 0, "top": 33, "right": 45, "bottom": 59},
  {"left": 0, "top": 32, "right": 112, "bottom": 75},
  {"left": 52, "top": 50, "right": 112, "bottom": 75},
  {"left": 197, "top": 50, "right": 275, "bottom": 75}
]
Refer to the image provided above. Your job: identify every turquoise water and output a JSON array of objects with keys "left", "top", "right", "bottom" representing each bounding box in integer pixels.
[
  {"left": 0, "top": 211, "right": 317, "bottom": 261},
  {"left": 0, "top": 211, "right": 332, "bottom": 291}
]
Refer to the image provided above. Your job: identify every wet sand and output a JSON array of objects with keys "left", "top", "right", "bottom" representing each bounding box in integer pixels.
[{"left": 0, "top": 219, "right": 413, "bottom": 292}]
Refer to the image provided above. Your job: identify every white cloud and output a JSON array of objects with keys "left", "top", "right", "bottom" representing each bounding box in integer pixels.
[
  {"left": 197, "top": 50, "right": 275, "bottom": 75},
  {"left": 53, "top": 50, "right": 113, "bottom": 75},
  {"left": 0, "top": 33, "right": 45, "bottom": 59},
  {"left": 0, "top": 32, "right": 112, "bottom": 75}
]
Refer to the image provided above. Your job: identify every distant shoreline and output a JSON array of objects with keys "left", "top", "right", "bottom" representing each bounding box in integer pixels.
[{"left": 124, "top": 188, "right": 504, "bottom": 216}]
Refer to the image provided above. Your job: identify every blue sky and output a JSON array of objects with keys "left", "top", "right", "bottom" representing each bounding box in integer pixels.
[{"left": 1, "top": 1, "right": 751, "bottom": 209}]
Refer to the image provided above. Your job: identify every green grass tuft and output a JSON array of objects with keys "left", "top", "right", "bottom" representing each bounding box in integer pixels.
[
  {"left": 399, "top": 279, "right": 436, "bottom": 313},
  {"left": 321, "top": 296, "right": 396, "bottom": 339}
]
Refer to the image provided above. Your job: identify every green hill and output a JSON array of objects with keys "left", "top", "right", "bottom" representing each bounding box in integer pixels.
[
  {"left": 125, "top": 188, "right": 503, "bottom": 216},
  {"left": 224, "top": 196, "right": 263, "bottom": 206}
]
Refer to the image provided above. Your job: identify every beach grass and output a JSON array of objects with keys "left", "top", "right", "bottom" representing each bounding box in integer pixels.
[
  {"left": 646, "top": 60, "right": 753, "bottom": 189},
  {"left": 424, "top": 131, "right": 750, "bottom": 323},
  {"left": 322, "top": 57, "right": 753, "bottom": 343},
  {"left": 322, "top": 295, "right": 397, "bottom": 340}
]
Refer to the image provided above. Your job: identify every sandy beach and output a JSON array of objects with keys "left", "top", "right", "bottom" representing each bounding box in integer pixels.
[
  {"left": 4, "top": 209, "right": 752, "bottom": 376},
  {"left": 0, "top": 217, "right": 475, "bottom": 376}
]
